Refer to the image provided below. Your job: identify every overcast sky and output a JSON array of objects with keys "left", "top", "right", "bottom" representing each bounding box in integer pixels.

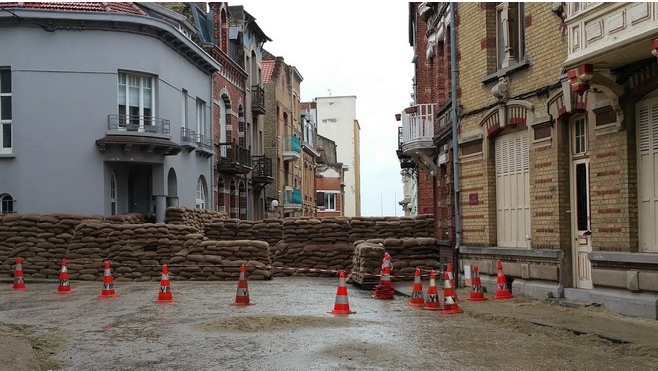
[{"left": 238, "top": 1, "right": 414, "bottom": 217}]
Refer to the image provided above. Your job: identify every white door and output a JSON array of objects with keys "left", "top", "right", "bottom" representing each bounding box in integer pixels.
[
  {"left": 570, "top": 117, "right": 592, "bottom": 289},
  {"left": 638, "top": 97, "right": 658, "bottom": 252},
  {"left": 495, "top": 130, "right": 530, "bottom": 248}
]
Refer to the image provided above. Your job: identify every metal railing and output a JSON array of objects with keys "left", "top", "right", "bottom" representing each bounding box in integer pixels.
[
  {"left": 252, "top": 155, "right": 273, "bottom": 178},
  {"left": 251, "top": 85, "right": 266, "bottom": 114},
  {"left": 195, "top": 133, "right": 213, "bottom": 150},
  {"left": 217, "top": 142, "right": 251, "bottom": 168},
  {"left": 107, "top": 115, "right": 170, "bottom": 134},
  {"left": 180, "top": 127, "right": 196, "bottom": 144}
]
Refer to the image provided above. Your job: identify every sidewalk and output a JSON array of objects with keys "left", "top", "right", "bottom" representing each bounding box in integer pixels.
[{"left": 389, "top": 280, "right": 658, "bottom": 347}]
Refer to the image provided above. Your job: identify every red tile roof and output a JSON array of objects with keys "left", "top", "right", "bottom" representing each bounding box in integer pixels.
[
  {"left": 262, "top": 59, "right": 275, "bottom": 84},
  {"left": 0, "top": 2, "right": 147, "bottom": 15}
]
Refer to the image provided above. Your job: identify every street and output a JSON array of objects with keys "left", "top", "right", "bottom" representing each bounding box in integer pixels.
[{"left": 1, "top": 277, "right": 658, "bottom": 371}]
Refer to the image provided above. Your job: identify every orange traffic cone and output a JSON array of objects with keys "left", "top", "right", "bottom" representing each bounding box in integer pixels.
[
  {"left": 446, "top": 263, "right": 459, "bottom": 301},
  {"left": 56, "top": 258, "right": 72, "bottom": 294},
  {"left": 231, "top": 264, "right": 252, "bottom": 306},
  {"left": 98, "top": 260, "right": 118, "bottom": 298},
  {"left": 372, "top": 252, "right": 395, "bottom": 300},
  {"left": 156, "top": 264, "right": 174, "bottom": 303},
  {"left": 441, "top": 271, "right": 463, "bottom": 315},
  {"left": 494, "top": 260, "right": 514, "bottom": 300},
  {"left": 12, "top": 257, "right": 26, "bottom": 291},
  {"left": 409, "top": 267, "right": 425, "bottom": 307},
  {"left": 423, "top": 270, "right": 441, "bottom": 311},
  {"left": 329, "top": 270, "right": 356, "bottom": 315},
  {"left": 468, "top": 265, "right": 487, "bottom": 301}
]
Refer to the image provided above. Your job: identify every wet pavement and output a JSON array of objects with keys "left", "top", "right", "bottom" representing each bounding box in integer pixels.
[{"left": 1, "top": 277, "right": 658, "bottom": 371}]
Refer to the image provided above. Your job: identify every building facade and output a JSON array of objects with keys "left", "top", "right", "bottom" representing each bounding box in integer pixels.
[
  {"left": 0, "top": 2, "right": 220, "bottom": 221},
  {"left": 262, "top": 54, "right": 304, "bottom": 218},
  {"left": 403, "top": 2, "right": 658, "bottom": 318},
  {"left": 314, "top": 96, "right": 361, "bottom": 217},
  {"left": 301, "top": 106, "right": 320, "bottom": 216},
  {"left": 316, "top": 135, "right": 345, "bottom": 217}
]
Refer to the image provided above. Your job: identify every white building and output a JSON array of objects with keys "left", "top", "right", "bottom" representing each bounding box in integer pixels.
[{"left": 314, "top": 96, "right": 361, "bottom": 217}]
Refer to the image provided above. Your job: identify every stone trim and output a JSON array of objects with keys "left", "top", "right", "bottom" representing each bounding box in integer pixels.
[
  {"left": 589, "top": 251, "right": 658, "bottom": 266},
  {"left": 460, "top": 246, "right": 563, "bottom": 259}
]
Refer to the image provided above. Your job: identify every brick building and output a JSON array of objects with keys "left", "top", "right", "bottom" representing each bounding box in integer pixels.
[
  {"left": 315, "top": 135, "right": 345, "bottom": 217},
  {"left": 402, "top": 2, "right": 658, "bottom": 318}
]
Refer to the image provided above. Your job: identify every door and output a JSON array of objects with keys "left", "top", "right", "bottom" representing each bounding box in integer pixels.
[
  {"left": 570, "top": 117, "right": 592, "bottom": 289},
  {"left": 638, "top": 97, "right": 658, "bottom": 252}
]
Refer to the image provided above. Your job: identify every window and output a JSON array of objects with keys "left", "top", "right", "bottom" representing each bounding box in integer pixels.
[
  {"left": 196, "top": 177, "right": 206, "bottom": 209},
  {"left": 573, "top": 118, "right": 587, "bottom": 154},
  {"left": 1, "top": 68, "right": 12, "bottom": 154},
  {"left": 196, "top": 98, "right": 206, "bottom": 137},
  {"left": 496, "top": 2, "right": 525, "bottom": 69},
  {"left": 323, "top": 192, "right": 337, "bottom": 211},
  {"left": 118, "top": 72, "right": 153, "bottom": 130},
  {"left": 182, "top": 89, "right": 188, "bottom": 129},
  {"left": 110, "top": 172, "right": 118, "bottom": 215},
  {"left": 0, "top": 193, "right": 13, "bottom": 214}
]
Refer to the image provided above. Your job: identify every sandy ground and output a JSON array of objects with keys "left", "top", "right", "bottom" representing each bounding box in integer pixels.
[{"left": 1, "top": 277, "right": 658, "bottom": 371}]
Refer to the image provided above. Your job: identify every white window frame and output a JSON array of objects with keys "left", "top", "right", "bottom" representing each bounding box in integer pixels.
[
  {"left": 182, "top": 89, "right": 188, "bottom": 129},
  {"left": 118, "top": 72, "right": 154, "bottom": 131},
  {"left": 318, "top": 191, "right": 338, "bottom": 212},
  {"left": 0, "top": 193, "right": 14, "bottom": 214},
  {"left": 0, "top": 68, "right": 12, "bottom": 154},
  {"left": 196, "top": 177, "right": 206, "bottom": 210},
  {"left": 496, "top": 2, "right": 525, "bottom": 69},
  {"left": 196, "top": 98, "right": 206, "bottom": 138}
]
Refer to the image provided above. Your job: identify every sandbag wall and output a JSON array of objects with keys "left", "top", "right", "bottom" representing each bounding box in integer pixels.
[
  {"left": 0, "top": 213, "right": 104, "bottom": 278},
  {"left": 351, "top": 241, "right": 386, "bottom": 286},
  {"left": 273, "top": 217, "right": 353, "bottom": 277},
  {"left": 349, "top": 215, "right": 434, "bottom": 242},
  {"left": 169, "top": 239, "right": 272, "bottom": 281},
  {"left": 353, "top": 238, "right": 442, "bottom": 282},
  {"left": 165, "top": 207, "right": 227, "bottom": 231},
  {"left": 204, "top": 219, "right": 282, "bottom": 248}
]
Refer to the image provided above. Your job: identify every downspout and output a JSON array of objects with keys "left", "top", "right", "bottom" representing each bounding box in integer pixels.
[{"left": 449, "top": 2, "right": 462, "bottom": 284}]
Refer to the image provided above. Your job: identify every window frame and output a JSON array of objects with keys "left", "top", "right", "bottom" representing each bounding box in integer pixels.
[
  {"left": 196, "top": 177, "right": 206, "bottom": 209},
  {"left": 321, "top": 192, "right": 338, "bottom": 212},
  {"left": 110, "top": 172, "right": 118, "bottom": 216},
  {"left": 117, "top": 71, "right": 154, "bottom": 131},
  {"left": 196, "top": 98, "right": 206, "bottom": 137},
  {"left": 0, "top": 68, "right": 12, "bottom": 154},
  {"left": 0, "top": 193, "right": 14, "bottom": 214},
  {"left": 495, "top": 2, "right": 525, "bottom": 70}
]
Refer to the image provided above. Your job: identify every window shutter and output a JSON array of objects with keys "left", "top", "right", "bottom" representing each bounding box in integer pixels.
[
  {"left": 316, "top": 192, "right": 325, "bottom": 206},
  {"left": 639, "top": 105, "right": 650, "bottom": 153}
]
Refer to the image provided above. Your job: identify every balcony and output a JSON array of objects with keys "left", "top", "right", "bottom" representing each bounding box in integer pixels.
[
  {"left": 563, "top": 2, "right": 658, "bottom": 69},
  {"left": 283, "top": 186, "right": 302, "bottom": 211},
  {"left": 194, "top": 133, "right": 213, "bottom": 158},
  {"left": 180, "top": 127, "right": 197, "bottom": 151},
  {"left": 282, "top": 135, "right": 301, "bottom": 162},
  {"left": 251, "top": 155, "right": 273, "bottom": 190},
  {"left": 251, "top": 85, "right": 266, "bottom": 115},
  {"left": 396, "top": 126, "right": 416, "bottom": 170},
  {"left": 107, "top": 114, "right": 171, "bottom": 136},
  {"left": 96, "top": 115, "right": 181, "bottom": 156},
  {"left": 397, "top": 104, "right": 436, "bottom": 172},
  {"left": 217, "top": 142, "right": 252, "bottom": 174}
]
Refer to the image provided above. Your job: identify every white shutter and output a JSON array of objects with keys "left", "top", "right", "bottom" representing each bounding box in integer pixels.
[
  {"left": 496, "top": 131, "right": 530, "bottom": 247},
  {"left": 638, "top": 98, "right": 658, "bottom": 252}
]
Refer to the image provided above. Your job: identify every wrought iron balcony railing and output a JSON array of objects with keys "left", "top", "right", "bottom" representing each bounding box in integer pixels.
[
  {"left": 252, "top": 155, "right": 273, "bottom": 179},
  {"left": 180, "top": 127, "right": 196, "bottom": 148},
  {"left": 251, "top": 85, "right": 266, "bottom": 115},
  {"left": 217, "top": 142, "right": 252, "bottom": 174},
  {"left": 195, "top": 133, "right": 213, "bottom": 150},
  {"left": 283, "top": 186, "right": 302, "bottom": 207},
  {"left": 107, "top": 115, "right": 170, "bottom": 135}
]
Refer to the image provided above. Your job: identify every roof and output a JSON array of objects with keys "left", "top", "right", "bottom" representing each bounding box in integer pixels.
[
  {"left": 0, "top": 2, "right": 147, "bottom": 15},
  {"left": 262, "top": 59, "right": 275, "bottom": 84}
]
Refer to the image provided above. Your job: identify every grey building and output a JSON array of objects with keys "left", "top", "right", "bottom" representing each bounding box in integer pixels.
[{"left": 0, "top": 2, "right": 221, "bottom": 221}]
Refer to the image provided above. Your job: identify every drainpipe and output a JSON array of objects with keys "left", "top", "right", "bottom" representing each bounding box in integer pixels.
[{"left": 449, "top": 2, "right": 462, "bottom": 284}]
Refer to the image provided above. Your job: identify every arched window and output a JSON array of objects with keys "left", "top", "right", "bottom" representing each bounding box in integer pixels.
[
  {"left": 196, "top": 177, "right": 207, "bottom": 209},
  {"left": 110, "top": 172, "right": 118, "bottom": 215},
  {"left": 0, "top": 193, "right": 14, "bottom": 214}
]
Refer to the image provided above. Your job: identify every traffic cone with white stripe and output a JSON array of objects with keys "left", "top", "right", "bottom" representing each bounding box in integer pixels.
[
  {"left": 56, "top": 258, "right": 72, "bottom": 294},
  {"left": 494, "top": 260, "right": 514, "bottom": 300},
  {"left": 468, "top": 265, "right": 487, "bottom": 301},
  {"left": 156, "top": 264, "right": 174, "bottom": 303},
  {"left": 372, "top": 252, "right": 395, "bottom": 300},
  {"left": 423, "top": 270, "right": 441, "bottom": 310},
  {"left": 98, "top": 260, "right": 118, "bottom": 298},
  {"left": 409, "top": 267, "right": 425, "bottom": 307},
  {"left": 441, "top": 271, "right": 463, "bottom": 315},
  {"left": 329, "top": 270, "right": 355, "bottom": 315},
  {"left": 12, "top": 257, "right": 26, "bottom": 291},
  {"left": 446, "top": 263, "right": 459, "bottom": 301},
  {"left": 231, "top": 264, "right": 252, "bottom": 306}
]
